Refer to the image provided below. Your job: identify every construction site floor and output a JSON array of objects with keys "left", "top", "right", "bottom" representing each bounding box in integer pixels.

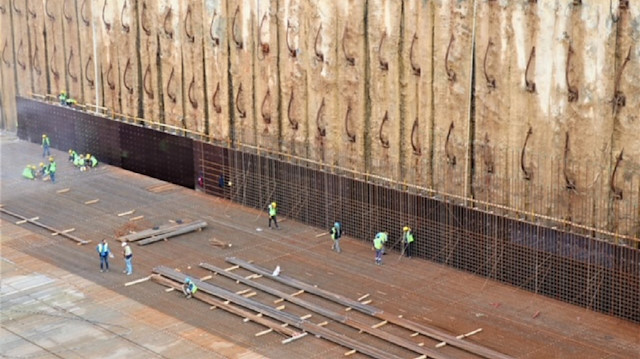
[{"left": 1, "top": 131, "right": 639, "bottom": 359}]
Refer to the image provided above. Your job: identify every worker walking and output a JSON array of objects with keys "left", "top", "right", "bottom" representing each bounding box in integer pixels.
[
  {"left": 330, "top": 222, "right": 342, "bottom": 253},
  {"left": 42, "top": 134, "right": 50, "bottom": 157},
  {"left": 402, "top": 226, "right": 415, "bottom": 258},
  {"left": 122, "top": 241, "right": 133, "bottom": 275},
  {"left": 22, "top": 165, "right": 36, "bottom": 180},
  {"left": 182, "top": 278, "right": 198, "bottom": 298},
  {"left": 268, "top": 202, "right": 279, "bottom": 229},
  {"left": 378, "top": 231, "right": 388, "bottom": 255},
  {"left": 97, "top": 239, "right": 113, "bottom": 272},
  {"left": 47, "top": 157, "right": 57, "bottom": 183},
  {"left": 374, "top": 232, "right": 385, "bottom": 265}
]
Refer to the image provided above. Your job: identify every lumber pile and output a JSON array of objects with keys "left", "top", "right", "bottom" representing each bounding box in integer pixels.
[
  {"left": 0, "top": 207, "right": 90, "bottom": 245},
  {"left": 117, "top": 220, "right": 208, "bottom": 246}
]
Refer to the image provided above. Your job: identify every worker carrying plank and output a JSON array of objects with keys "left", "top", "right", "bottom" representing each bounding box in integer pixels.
[{"left": 182, "top": 278, "right": 198, "bottom": 298}]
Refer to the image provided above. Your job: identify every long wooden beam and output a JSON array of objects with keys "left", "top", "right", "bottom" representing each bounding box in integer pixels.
[
  {"left": 150, "top": 274, "right": 300, "bottom": 338},
  {"left": 138, "top": 221, "right": 207, "bottom": 246},
  {"left": 225, "top": 257, "right": 379, "bottom": 315},
  {"left": 153, "top": 266, "right": 404, "bottom": 359},
  {"left": 225, "top": 257, "right": 513, "bottom": 359},
  {"left": 200, "top": 262, "right": 453, "bottom": 359},
  {"left": 0, "top": 207, "right": 90, "bottom": 244}
]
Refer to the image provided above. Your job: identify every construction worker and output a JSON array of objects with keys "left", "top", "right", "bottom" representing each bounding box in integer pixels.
[
  {"left": 42, "top": 134, "right": 50, "bottom": 157},
  {"left": 38, "top": 162, "right": 48, "bottom": 178},
  {"left": 374, "top": 232, "right": 385, "bottom": 265},
  {"left": 68, "top": 149, "right": 78, "bottom": 162},
  {"left": 182, "top": 278, "right": 198, "bottom": 298},
  {"left": 402, "top": 226, "right": 415, "bottom": 258},
  {"left": 48, "top": 157, "right": 57, "bottom": 184},
  {"left": 122, "top": 241, "right": 133, "bottom": 275},
  {"left": 378, "top": 231, "right": 388, "bottom": 255},
  {"left": 74, "top": 154, "right": 85, "bottom": 169},
  {"left": 58, "top": 90, "right": 68, "bottom": 105},
  {"left": 268, "top": 202, "right": 279, "bottom": 229},
  {"left": 86, "top": 154, "right": 98, "bottom": 168},
  {"left": 330, "top": 222, "right": 342, "bottom": 253},
  {"left": 97, "top": 239, "right": 112, "bottom": 272},
  {"left": 22, "top": 165, "right": 36, "bottom": 180}
]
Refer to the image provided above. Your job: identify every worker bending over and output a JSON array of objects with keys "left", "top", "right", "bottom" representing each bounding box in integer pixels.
[
  {"left": 182, "top": 278, "right": 198, "bottom": 298},
  {"left": 22, "top": 165, "right": 36, "bottom": 180}
]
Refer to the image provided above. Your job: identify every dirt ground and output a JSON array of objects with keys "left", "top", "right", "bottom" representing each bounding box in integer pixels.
[{"left": 1, "top": 131, "right": 639, "bottom": 358}]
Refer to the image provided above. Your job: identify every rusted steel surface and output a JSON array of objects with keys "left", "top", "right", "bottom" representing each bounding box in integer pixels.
[
  {"left": 153, "top": 265, "right": 405, "bottom": 359},
  {"left": 150, "top": 274, "right": 301, "bottom": 338},
  {"left": 0, "top": 206, "right": 90, "bottom": 244},
  {"left": 223, "top": 258, "right": 513, "bottom": 359},
  {"left": 225, "top": 257, "right": 380, "bottom": 315},
  {"left": 199, "top": 262, "right": 455, "bottom": 359}
]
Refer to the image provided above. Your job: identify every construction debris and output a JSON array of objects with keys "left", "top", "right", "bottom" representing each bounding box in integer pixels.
[
  {"left": 209, "top": 237, "right": 231, "bottom": 248},
  {"left": 117, "top": 210, "right": 136, "bottom": 217}
]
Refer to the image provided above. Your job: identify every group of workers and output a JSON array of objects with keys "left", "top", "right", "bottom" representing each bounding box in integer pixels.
[
  {"left": 69, "top": 149, "right": 98, "bottom": 172},
  {"left": 372, "top": 227, "right": 415, "bottom": 265},
  {"left": 58, "top": 90, "right": 77, "bottom": 107},
  {"left": 23, "top": 135, "right": 57, "bottom": 183}
]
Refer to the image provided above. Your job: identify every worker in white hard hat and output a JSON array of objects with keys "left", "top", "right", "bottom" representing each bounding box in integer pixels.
[
  {"left": 268, "top": 201, "right": 279, "bottom": 229},
  {"left": 402, "top": 226, "right": 415, "bottom": 258}
]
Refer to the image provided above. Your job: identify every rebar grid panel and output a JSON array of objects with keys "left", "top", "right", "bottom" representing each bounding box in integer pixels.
[{"left": 16, "top": 97, "right": 640, "bottom": 323}]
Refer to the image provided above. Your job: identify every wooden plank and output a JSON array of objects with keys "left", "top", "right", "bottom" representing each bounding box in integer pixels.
[
  {"left": 84, "top": 199, "right": 100, "bottom": 205},
  {"left": 435, "top": 328, "right": 483, "bottom": 348},
  {"left": 224, "top": 258, "right": 512, "bottom": 359},
  {"left": 199, "top": 262, "right": 451, "bottom": 359},
  {"left": 137, "top": 221, "right": 208, "bottom": 245},
  {"left": 117, "top": 210, "right": 135, "bottom": 217},
  {"left": 129, "top": 215, "right": 144, "bottom": 221},
  {"left": 125, "top": 275, "right": 152, "bottom": 287},
  {"left": 119, "top": 221, "right": 195, "bottom": 242},
  {"left": 56, "top": 188, "right": 70, "bottom": 193},
  {"left": 151, "top": 273, "right": 300, "bottom": 338},
  {"left": 225, "top": 257, "right": 380, "bottom": 315},
  {"left": 154, "top": 266, "right": 404, "bottom": 359},
  {"left": 0, "top": 207, "right": 90, "bottom": 245}
]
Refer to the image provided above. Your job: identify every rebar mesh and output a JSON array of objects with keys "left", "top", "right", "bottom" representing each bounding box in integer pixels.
[{"left": 17, "top": 97, "right": 640, "bottom": 323}]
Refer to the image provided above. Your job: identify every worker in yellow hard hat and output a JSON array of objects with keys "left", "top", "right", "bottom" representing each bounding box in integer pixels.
[
  {"left": 268, "top": 201, "right": 279, "bottom": 229},
  {"left": 42, "top": 134, "right": 50, "bottom": 157},
  {"left": 48, "top": 156, "right": 57, "bottom": 184},
  {"left": 402, "top": 226, "right": 415, "bottom": 258},
  {"left": 38, "top": 162, "right": 48, "bottom": 178},
  {"left": 59, "top": 90, "right": 68, "bottom": 105}
]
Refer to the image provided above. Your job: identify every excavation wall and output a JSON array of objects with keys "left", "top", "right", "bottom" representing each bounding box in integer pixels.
[{"left": 2, "top": 1, "right": 640, "bottom": 239}]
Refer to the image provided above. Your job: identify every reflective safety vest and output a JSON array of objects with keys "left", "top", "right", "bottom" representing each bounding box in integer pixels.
[
  {"left": 90, "top": 156, "right": 98, "bottom": 167},
  {"left": 404, "top": 230, "right": 415, "bottom": 243},
  {"left": 22, "top": 167, "right": 35, "bottom": 179},
  {"left": 376, "top": 232, "right": 388, "bottom": 243},
  {"left": 268, "top": 204, "right": 277, "bottom": 217},
  {"left": 97, "top": 243, "right": 109, "bottom": 257},
  {"left": 188, "top": 282, "right": 198, "bottom": 294},
  {"left": 42, "top": 137, "right": 50, "bottom": 147},
  {"left": 331, "top": 223, "right": 342, "bottom": 240},
  {"left": 373, "top": 236, "right": 384, "bottom": 250},
  {"left": 48, "top": 161, "right": 57, "bottom": 173}
]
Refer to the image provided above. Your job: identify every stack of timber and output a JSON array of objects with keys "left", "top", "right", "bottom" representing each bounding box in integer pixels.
[
  {"left": 0, "top": 207, "right": 90, "bottom": 245},
  {"left": 118, "top": 220, "right": 207, "bottom": 246}
]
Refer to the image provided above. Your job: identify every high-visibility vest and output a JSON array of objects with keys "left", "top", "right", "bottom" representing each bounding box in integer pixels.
[
  {"left": 405, "top": 231, "right": 415, "bottom": 243},
  {"left": 49, "top": 161, "right": 57, "bottom": 173},
  {"left": 268, "top": 204, "right": 277, "bottom": 217},
  {"left": 22, "top": 167, "right": 35, "bottom": 179},
  {"left": 42, "top": 137, "right": 50, "bottom": 147},
  {"left": 97, "top": 243, "right": 109, "bottom": 256},
  {"left": 374, "top": 236, "right": 384, "bottom": 250}
]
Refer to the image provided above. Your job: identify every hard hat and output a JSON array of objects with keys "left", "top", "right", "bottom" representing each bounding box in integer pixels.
[
  {"left": 403, "top": 226, "right": 410, "bottom": 232},
  {"left": 68, "top": 149, "right": 73, "bottom": 154},
  {"left": 121, "top": 242, "right": 127, "bottom": 247},
  {"left": 334, "top": 222, "right": 340, "bottom": 227},
  {"left": 39, "top": 162, "right": 44, "bottom": 167},
  {"left": 86, "top": 154, "right": 91, "bottom": 159},
  {"left": 49, "top": 157, "right": 54, "bottom": 161},
  {"left": 30, "top": 165, "right": 36, "bottom": 169},
  {"left": 42, "top": 134, "right": 47, "bottom": 137},
  {"left": 272, "top": 202, "right": 276, "bottom": 207},
  {"left": 185, "top": 278, "right": 191, "bottom": 283}
]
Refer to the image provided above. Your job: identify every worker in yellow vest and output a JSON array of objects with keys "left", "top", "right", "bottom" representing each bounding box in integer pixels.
[
  {"left": 403, "top": 226, "right": 415, "bottom": 258},
  {"left": 268, "top": 202, "right": 279, "bottom": 229}
]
